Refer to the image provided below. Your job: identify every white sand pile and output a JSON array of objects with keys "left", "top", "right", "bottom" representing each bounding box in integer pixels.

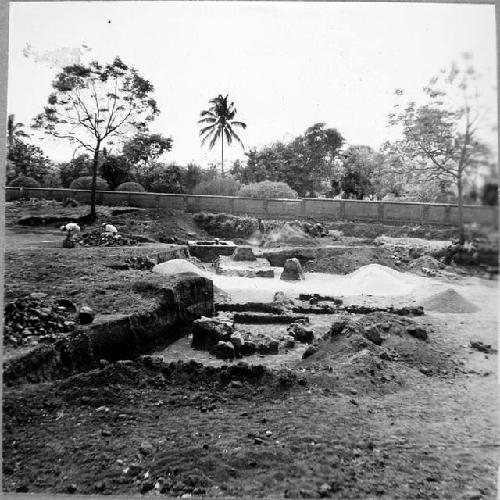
[
  {"left": 419, "top": 288, "right": 479, "bottom": 313},
  {"left": 152, "top": 259, "right": 211, "bottom": 279},
  {"left": 343, "top": 264, "right": 422, "bottom": 295}
]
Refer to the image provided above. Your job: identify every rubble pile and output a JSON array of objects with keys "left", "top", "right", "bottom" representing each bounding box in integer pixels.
[
  {"left": 3, "top": 294, "right": 77, "bottom": 347},
  {"left": 190, "top": 316, "right": 307, "bottom": 360},
  {"left": 125, "top": 255, "right": 157, "bottom": 271},
  {"left": 77, "top": 229, "right": 140, "bottom": 247}
]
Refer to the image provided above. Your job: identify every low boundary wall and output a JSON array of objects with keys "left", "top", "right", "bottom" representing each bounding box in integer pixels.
[{"left": 5, "top": 187, "right": 498, "bottom": 226}]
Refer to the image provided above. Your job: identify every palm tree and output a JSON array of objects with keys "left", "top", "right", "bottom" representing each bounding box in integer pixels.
[
  {"left": 7, "top": 114, "right": 30, "bottom": 148},
  {"left": 198, "top": 94, "right": 246, "bottom": 175}
]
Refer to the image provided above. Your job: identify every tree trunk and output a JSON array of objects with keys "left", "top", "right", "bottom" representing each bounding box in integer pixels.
[
  {"left": 457, "top": 176, "right": 465, "bottom": 244},
  {"left": 90, "top": 145, "right": 100, "bottom": 221},
  {"left": 221, "top": 134, "right": 224, "bottom": 177}
]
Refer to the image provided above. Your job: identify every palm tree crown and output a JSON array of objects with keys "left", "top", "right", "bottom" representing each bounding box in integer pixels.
[
  {"left": 198, "top": 94, "right": 246, "bottom": 174},
  {"left": 7, "top": 114, "right": 30, "bottom": 148}
]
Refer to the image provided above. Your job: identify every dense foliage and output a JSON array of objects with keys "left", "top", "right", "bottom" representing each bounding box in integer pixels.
[
  {"left": 193, "top": 212, "right": 258, "bottom": 238},
  {"left": 236, "top": 180, "right": 298, "bottom": 199},
  {"left": 8, "top": 176, "right": 41, "bottom": 188},
  {"left": 233, "top": 123, "right": 343, "bottom": 197},
  {"left": 6, "top": 142, "right": 52, "bottom": 184},
  {"left": 192, "top": 174, "right": 241, "bottom": 196},
  {"left": 69, "top": 176, "right": 110, "bottom": 191}
]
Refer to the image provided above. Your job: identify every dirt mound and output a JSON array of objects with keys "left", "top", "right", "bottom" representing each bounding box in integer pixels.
[
  {"left": 299, "top": 312, "right": 459, "bottom": 394},
  {"left": 420, "top": 288, "right": 479, "bottom": 313},
  {"left": 262, "top": 223, "right": 316, "bottom": 248},
  {"left": 304, "top": 246, "right": 397, "bottom": 274},
  {"left": 56, "top": 358, "right": 301, "bottom": 397}
]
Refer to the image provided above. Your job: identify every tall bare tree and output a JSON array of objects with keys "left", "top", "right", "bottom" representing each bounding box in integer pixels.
[
  {"left": 386, "top": 54, "right": 492, "bottom": 242},
  {"left": 34, "top": 57, "right": 159, "bottom": 220}
]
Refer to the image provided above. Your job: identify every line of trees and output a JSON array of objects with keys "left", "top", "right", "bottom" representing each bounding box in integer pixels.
[{"left": 5, "top": 53, "right": 497, "bottom": 236}]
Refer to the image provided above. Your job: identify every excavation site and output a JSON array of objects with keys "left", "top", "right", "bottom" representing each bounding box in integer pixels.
[{"left": 3, "top": 201, "right": 498, "bottom": 499}]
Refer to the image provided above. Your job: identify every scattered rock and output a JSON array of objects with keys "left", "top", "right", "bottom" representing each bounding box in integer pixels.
[
  {"left": 128, "top": 463, "right": 142, "bottom": 475},
  {"left": 211, "top": 341, "right": 236, "bottom": 360},
  {"left": 125, "top": 255, "right": 157, "bottom": 270},
  {"left": 229, "top": 332, "right": 244, "bottom": 350},
  {"left": 329, "top": 317, "right": 349, "bottom": 336},
  {"left": 240, "top": 340, "right": 257, "bottom": 356},
  {"left": 272, "top": 291, "right": 296, "bottom": 313},
  {"left": 140, "top": 481, "right": 155, "bottom": 494},
  {"left": 318, "top": 483, "right": 333, "bottom": 498},
  {"left": 470, "top": 340, "right": 495, "bottom": 353},
  {"left": 66, "top": 484, "right": 78, "bottom": 494},
  {"left": 78, "top": 306, "right": 95, "bottom": 325},
  {"left": 363, "top": 325, "right": 382, "bottom": 345},
  {"left": 191, "top": 316, "right": 234, "bottom": 350},
  {"left": 288, "top": 322, "right": 314, "bottom": 343},
  {"left": 406, "top": 325, "right": 428, "bottom": 341},
  {"left": 94, "top": 480, "right": 106, "bottom": 492},
  {"left": 139, "top": 441, "right": 154, "bottom": 455},
  {"left": 302, "top": 345, "right": 318, "bottom": 359},
  {"left": 420, "top": 366, "right": 433, "bottom": 376},
  {"left": 231, "top": 246, "right": 257, "bottom": 261},
  {"left": 280, "top": 258, "right": 305, "bottom": 281},
  {"left": 57, "top": 299, "right": 77, "bottom": 313},
  {"left": 257, "top": 339, "right": 279, "bottom": 355}
]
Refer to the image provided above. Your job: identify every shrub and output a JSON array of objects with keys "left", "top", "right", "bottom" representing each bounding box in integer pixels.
[
  {"left": 192, "top": 175, "right": 241, "bottom": 196},
  {"left": 69, "top": 176, "right": 110, "bottom": 191},
  {"left": 8, "top": 176, "right": 41, "bottom": 188},
  {"left": 193, "top": 212, "right": 258, "bottom": 238},
  {"left": 149, "top": 181, "right": 184, "bottom": 194},
  {"left": 115, "top": 182, "right": 146, "bottom": 192},
  {"left": 237, "top": 181, "right": 298, "bottom": 199}
]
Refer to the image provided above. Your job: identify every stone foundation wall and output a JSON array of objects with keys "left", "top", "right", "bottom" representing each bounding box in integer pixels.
[{"left": 3, "top": 275, "right": 214, "bottom": 386}]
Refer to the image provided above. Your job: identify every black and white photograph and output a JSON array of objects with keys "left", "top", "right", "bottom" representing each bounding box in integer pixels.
[{"left": 1, "top": 1, "right": 498, "bottom": 498}]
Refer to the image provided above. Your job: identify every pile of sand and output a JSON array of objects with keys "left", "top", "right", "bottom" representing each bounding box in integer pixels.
[
  {"left": 343, "top": 264, "right": 422, "bottom": 296},
  {"left": 419, "top": 288, "right": 479, "bottom": 313},
  {"left": 152, "top": 259, "right": 211, "bottom": 279}
]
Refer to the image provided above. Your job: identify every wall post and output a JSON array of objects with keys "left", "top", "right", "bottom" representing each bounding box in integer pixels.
[
  {"left": 422, "top": 204, "right": 430, "bottom": 224},
  {"left": 377, "top": 202, "right": 385, "bottom": 222},
  {"left": 340, "top": 200, "right": 346, "bottom": 220}
]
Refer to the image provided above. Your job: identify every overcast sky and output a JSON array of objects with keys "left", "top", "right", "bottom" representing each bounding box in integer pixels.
[{"left": 8, "top": 1, "right": 498, "bottom": 167}]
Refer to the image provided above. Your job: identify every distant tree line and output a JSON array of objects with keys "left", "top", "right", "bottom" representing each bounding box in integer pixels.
[{"left": 5, "top": 53, "right": 497, "bottom": 235}]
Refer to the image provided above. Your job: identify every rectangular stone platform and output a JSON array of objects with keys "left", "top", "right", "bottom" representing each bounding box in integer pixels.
[{"left": 214, "top": 255, "right": 274, "bottom": 278}]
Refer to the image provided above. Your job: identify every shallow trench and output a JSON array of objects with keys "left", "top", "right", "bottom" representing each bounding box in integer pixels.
[{"left": 3, "top": 274, "right": 214, "bottom": 387}]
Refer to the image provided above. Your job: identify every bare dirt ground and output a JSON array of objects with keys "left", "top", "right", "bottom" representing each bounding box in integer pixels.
[{"left": 2, "top": 201, "right": 499, "bottom": 498}]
